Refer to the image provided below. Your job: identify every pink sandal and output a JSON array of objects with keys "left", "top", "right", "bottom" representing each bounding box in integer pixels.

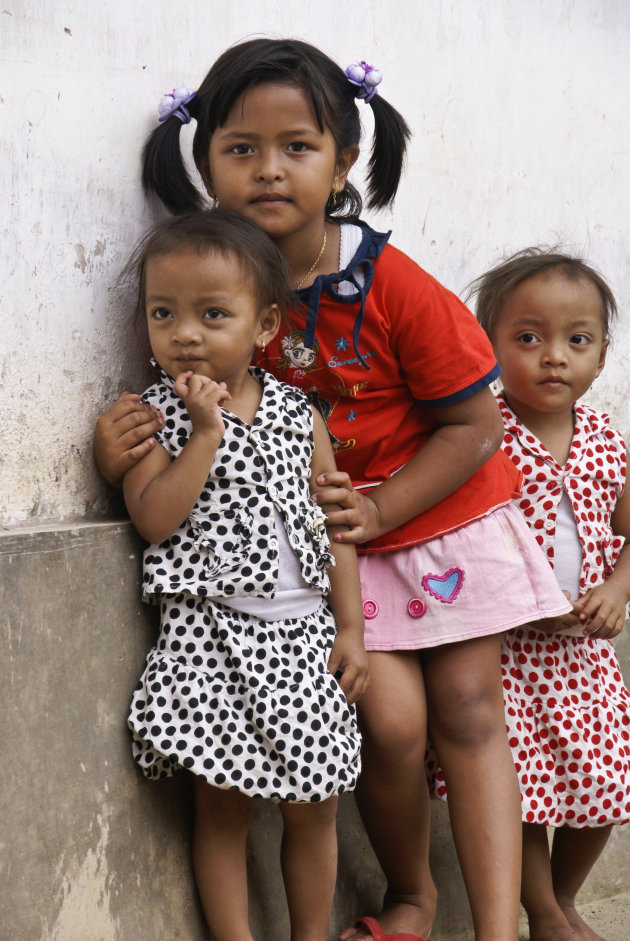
[{"left": 354, "top": 915, "right": 433, "bottom": 941}]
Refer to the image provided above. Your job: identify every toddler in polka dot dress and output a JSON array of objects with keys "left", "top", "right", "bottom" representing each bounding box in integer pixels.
[
  {"left": 121, "top": 210, "right": 368, "bottom": 940},
  {"left": 471, "top": 248, "right": 630, "bottom": 941}
]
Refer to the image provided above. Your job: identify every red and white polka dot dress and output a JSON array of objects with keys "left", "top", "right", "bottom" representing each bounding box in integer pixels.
[{"left": 497, "top": 395, "right": 630, "bottom": 827}]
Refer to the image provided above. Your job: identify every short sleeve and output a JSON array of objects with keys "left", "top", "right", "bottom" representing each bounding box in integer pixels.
[{"left": 372, "top": 245, "right": 499, "bottom": 406}]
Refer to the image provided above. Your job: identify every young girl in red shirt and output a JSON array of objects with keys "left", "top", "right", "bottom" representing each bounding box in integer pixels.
[{"left": 95, "top": 39, "right": 571, "bottom": 941}]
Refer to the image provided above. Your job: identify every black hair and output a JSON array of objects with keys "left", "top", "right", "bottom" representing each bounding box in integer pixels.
[
  {"left": 468, "top": 247, "right": 617, "bottom": 341},
  {"left": 122, "top": 208, "right": 296, "bottom": 321},
  {"left": 142, "top": 38, "right": 411, "bottom": 217}
]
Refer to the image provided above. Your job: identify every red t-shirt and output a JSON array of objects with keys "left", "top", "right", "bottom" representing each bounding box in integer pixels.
[{"left": 258, "top": 228, "right": 521, "bottom": 552}]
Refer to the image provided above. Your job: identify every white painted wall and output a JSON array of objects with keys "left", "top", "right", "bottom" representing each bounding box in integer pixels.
[{"left": 3, "top": 0, "right": 629, "bottom": 525}]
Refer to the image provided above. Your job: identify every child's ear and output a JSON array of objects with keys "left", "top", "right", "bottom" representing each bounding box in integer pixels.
[
  {"left": 594, "top": 338, "right": 609, "bottom": 378},
  {"left": 334, "top": 146, "right": 360, "bottom": 192},
  {"left": 256, "top": 304, "right": 281, "bottom": 351}
]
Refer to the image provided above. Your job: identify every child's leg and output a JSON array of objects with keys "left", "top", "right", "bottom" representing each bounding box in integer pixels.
[
  {"left": 280, "top": 796, "right": 339, "bottom": 941},
  {"left": 192, "top": 777, "right": 255, "bottom": 941},
  {"left": 340, "top": 650, "right": 436, "bottom": 941},
  {"left": 551, "top": 825, "right": 612, "bottom": 941},
  {"left": 423, "top": 634, "right": 521, "bottom": 941},
  {"left": 520, "top": 823, "right": 575, "bottom": 941}
]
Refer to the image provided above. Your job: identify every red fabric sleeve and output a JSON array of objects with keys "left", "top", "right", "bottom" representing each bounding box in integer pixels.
[{"left": 371, "top": 245, "right": 499, "bottom": 404}]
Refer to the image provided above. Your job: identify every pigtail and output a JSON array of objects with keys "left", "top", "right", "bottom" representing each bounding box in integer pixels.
[
  {"left": 364, "top": 95, "right": 411, "bottom": 210},
  {"left": 141, "top": 102, "right": 204, "bottom": 215},
  {"left": 139, "top": 41, "right": 411, "bottom": 218}
]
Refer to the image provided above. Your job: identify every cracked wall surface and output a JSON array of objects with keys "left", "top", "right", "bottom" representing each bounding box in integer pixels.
[{"left": 2, "top": 0, "right": 630, "bottom": 525}]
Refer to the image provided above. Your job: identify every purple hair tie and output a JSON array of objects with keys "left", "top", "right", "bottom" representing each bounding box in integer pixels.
[
  {"left": 157, "top": 87, "right": 196, "bottom": 123},
  {"left": 345, "top": 61, "right": 382, "bottom": 102}
]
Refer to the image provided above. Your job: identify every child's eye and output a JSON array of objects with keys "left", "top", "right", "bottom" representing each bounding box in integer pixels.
[
  {"left": 518, "top": 332, "right": 538, "bottom": 345},
  {"left": 287, "top": 141, "right": 309, "bottom": 153},
  {"left": 151, "top": 307, "right": 172, "bottom": 320},
  {"left": 570, "top": 333, "right": 590, "bottom": 346},
  {"left": 203, "top": 308, "right": 226, "bottom": 320},
  {"left": 230, "top": 143, "right": 253, "bottom": 155}
]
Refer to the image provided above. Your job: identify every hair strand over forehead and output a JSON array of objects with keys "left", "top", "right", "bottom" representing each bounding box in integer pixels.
[
  {"left": 468, "top": 247, "right": 617, "bottom": 340},
  {"left": 121, "top": 209, "right": 296, "bottom": 322}
]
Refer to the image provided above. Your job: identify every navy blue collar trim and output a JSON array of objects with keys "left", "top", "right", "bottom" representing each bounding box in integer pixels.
[{"left": 298, "top": 221, "right": 390, "bottom": 370}]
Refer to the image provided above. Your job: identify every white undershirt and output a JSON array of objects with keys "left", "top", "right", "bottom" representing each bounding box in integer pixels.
[
  {"left": 337, "top": 223, "right": 365, "bottom": 293},
  {"left": 553, "top": 491, "right": 583, "bottom": 601},
  {"left": 223, "top": 511, "right": 322, "bottom": 620}
]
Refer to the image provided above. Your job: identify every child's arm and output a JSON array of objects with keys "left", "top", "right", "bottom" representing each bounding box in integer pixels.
[
  {"left": 572, "top": 453, "right": 630, "bottom": 638},
  {"left": 94, "top": 392, "right": 164, "bottom": 487},
  {"left": 123, "top": 373, "right": 230, "bottom": 544},
  {"left": 310, "top": 409, "right": 369, "bottom": 704},
  {"left": 314, "top": 385, "right": 504, "bottom": 544}
]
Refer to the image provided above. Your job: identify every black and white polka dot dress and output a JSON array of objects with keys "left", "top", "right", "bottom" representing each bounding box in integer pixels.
[{"left": 128, "top": 367, "right": 361, "bottom": 802}]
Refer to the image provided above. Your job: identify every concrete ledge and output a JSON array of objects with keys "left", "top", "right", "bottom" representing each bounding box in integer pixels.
[{"left": 2, "top": 522, "right": 628, "bottom": 940}]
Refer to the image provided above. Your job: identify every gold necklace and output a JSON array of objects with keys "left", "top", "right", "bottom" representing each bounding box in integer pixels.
[{"left": 296, "top": 228, "right": 327, "bottom": 290}]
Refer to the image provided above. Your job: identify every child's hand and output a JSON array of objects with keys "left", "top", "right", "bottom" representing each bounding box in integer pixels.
[
  {"left": 313, "top": 472, "right": 382, "bottom": 544},
  {"left": 327, "top": 630, "right": 369, "bottom": 704},
  {"left": 535, "top": 610, "right": 581, "bottom": 633},
  {"left": 533, "top": 591, "right": 582, "bottom": 633},
  {"left": 573, "top": 583, "right": 628, "bottom": 639},
  {"left": 94, "top": 391, "right": 165, "bottom": 487},
  {"left": 174, "top": 372, "right": 231, "bottom": 439}
]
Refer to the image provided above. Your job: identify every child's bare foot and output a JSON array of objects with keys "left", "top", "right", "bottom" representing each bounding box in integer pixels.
[
  {"left": 527, "top": 911, "right": 577, "bottom": 941},
  {"left": 560, "top": 903, "right": 608, "bottom": 941},
  {"left": 339, "top": 897, "right": 434, "bottom": 940}
]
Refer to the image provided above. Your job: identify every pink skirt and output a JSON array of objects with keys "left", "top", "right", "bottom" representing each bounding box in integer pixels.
[{"left": 358, "top": 502, "right": 571, "bottom": 651}]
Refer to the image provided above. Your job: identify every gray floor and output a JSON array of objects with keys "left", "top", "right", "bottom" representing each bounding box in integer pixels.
[{"left": 447, "top": 890, "right": 630, "bottom": 941}]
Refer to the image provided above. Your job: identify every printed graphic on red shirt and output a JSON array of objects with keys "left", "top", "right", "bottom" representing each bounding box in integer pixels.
[{"left": 273, "top": 328, "right": 362, "bottom": 454}]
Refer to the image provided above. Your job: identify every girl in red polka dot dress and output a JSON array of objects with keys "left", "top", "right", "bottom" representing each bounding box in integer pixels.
[{"left": 471, "top": 248, "right": 630, "bottom": 941}]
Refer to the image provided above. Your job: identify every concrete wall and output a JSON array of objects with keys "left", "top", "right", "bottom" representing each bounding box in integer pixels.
[
  {"left": 2, "top": 0, "right": 630, "bottom": 523},
  {"left": 3, "top": 2, "right": 630, "bottom": 939},
  {"left": 3, "top": 522, "right": 629, "bottom": 940},
  {"left": 0, "top": 521, "right": 460, "bottom": 940}
]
